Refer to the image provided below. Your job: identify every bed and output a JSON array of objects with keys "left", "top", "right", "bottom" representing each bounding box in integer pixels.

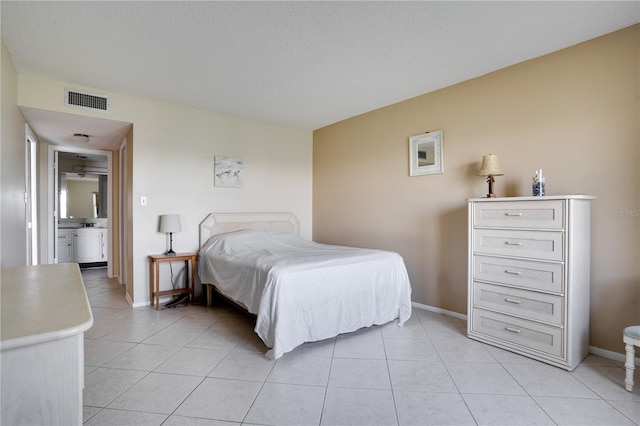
[{"left": 198, "top": 212, "right": 412, "bottom": 359}]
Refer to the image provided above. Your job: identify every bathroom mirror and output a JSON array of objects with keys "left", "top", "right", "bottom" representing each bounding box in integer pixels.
[
  {"left": 409, "top": 130, "right": 444, "bottom": 176},
  {"left": 60, "top": 172, "right": 107, "bottom": 218}
]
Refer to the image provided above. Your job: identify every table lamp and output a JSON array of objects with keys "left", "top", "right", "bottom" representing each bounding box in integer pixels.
[
  {"left": 159, "top": 214, "right": 181, "bottom": 256},
  {"left": 478, "top": 154, "right": 504, "bottom": 198}
]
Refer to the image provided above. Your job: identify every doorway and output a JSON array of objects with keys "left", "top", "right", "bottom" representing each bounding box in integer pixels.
[
  {"left": 48, "top": 145, "right": 113, "bottom": 275},
  {"left": 20, "top": 107, "right": 132, "bottom": 287}
]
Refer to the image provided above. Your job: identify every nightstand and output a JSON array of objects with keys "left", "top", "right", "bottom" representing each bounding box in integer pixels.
[{"left": 149, "top": 253, "right": 196, "bottom": 310}]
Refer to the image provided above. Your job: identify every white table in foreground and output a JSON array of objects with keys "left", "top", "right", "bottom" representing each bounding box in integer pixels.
[{"left": 1, "top": 263, "right": 94, "bottom": 425}]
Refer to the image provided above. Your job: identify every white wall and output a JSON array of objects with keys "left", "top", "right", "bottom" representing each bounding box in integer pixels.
[
  {"left": 1, "top": 40, "right": 28, "bottom": 267},
  {"left": 17, "top": 76, "right": 313, "bottom": 305}
]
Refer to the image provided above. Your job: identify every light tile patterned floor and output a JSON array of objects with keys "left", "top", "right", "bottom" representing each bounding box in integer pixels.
[{"left": 81, "top": 268, "right": 640, "bottom": 425}]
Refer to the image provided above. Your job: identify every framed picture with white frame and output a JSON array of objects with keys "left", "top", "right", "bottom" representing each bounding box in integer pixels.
[{"left": 409, "top": 130, "right": 443, "bottom": 176}]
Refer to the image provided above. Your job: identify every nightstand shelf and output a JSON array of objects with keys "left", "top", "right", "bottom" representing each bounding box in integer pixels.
[{"left": 149, "top": 253, "right": 196, "bottom": 310}]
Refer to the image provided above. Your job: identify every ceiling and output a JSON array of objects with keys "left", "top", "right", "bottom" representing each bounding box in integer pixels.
[
  {"left": 21, "top": 107, "right": 131, "bottom": 151},
  {"left": 2, "top": 1, "right": 639, "bottom": 148}
]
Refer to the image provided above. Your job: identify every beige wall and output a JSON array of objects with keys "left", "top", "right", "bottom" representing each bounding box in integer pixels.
[
  {"left": 1, "top": 39, "right": 28, "bottom": 267},
  {"left": 17, "top": 77, "right": 313, "bottom": 306},
  {"left": 313, "top": 25, "right": 640, "bottom": 353}
]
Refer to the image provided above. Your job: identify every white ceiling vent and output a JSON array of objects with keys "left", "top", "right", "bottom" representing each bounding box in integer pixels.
[{"left": 65, "top": 88, "right": 110, "bottom": 113}]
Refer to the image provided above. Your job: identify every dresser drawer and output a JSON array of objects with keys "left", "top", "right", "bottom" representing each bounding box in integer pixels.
[
  {"left": 471, "top": 309, "right": 563, "bottom": 357},
  {"left": 473, "top": 282, "right": 564, "bottom": 325},
  {"left": 473, "top": 255, "right": 564, "bottom": 293},
  {"left": 474, "top": 200, "right": 564, "bottom": 229},
  {"left": 474, "top": 229, "right": 564, "bottom": 261}
]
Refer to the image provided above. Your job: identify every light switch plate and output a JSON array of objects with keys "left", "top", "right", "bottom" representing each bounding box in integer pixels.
[{"left": 140, "top": 196, "right": 147, "bottom": 206}]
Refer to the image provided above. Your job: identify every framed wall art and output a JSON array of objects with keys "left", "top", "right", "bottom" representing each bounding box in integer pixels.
[
  {"left": 409, "top": 130, "right": 443, "bottom": 176},
  {"left": 214, "top": 156, "right": 243, "bottom": 188}
]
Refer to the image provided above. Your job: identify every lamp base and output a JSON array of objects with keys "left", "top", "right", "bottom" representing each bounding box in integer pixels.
[
  {"left": 484, "top": 175, "right": 498, "bottom": 198},
  {"left": 166, "top": 232, "right": 176, "bottom": 256}
]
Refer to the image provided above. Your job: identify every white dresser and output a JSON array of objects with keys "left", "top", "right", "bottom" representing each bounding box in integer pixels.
[
  {"left": 467, "top": 195, "right": 594, "bottom": 371},
  {"left": 1, "top": 263, "right": 93, "bottom": 425}
]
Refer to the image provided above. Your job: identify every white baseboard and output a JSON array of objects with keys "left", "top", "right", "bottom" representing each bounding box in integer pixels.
[
  {"left": 411, "top": 302, "right": 467, "bottom": 321},
  {"left": 125, "top": 292, "right": 136, "bottom": 307},
  {"left": 589, "top": 345, "right": 640, "bottom": 365},
  {"left": 127, "top": 292, "right": 153, "bottom": 308},
  {"left": 411, "top": 302, "right": 638, "bottom": 365}
]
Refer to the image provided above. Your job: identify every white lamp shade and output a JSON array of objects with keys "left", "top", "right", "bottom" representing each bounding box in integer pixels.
[
  {"left": 159, "top": 214, "right": 181, "bottom": 233},
  {"left": 478, "top": 154, "right": 504, "bottom": 176}
]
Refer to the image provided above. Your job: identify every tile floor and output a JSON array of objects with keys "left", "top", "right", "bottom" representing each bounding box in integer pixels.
[{"left": 81, "top": 268, "right": 640, "bottom": 425}]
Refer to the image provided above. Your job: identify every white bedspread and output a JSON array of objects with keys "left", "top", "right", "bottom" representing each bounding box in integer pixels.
[{"left": 198, "top": 230, "right": 412, "bottom": 359}]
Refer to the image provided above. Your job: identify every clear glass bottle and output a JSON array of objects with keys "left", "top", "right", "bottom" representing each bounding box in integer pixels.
[{"left": 532, "top": 169, "right": 545, "bottom": 196}]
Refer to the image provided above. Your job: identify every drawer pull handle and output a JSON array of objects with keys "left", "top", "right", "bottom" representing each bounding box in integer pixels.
[
  {"left": 505, "top": 241, "right": 522, "bottom": 246},
  {"left": 504, "top": 269, "right": 522, "bottom": 275},
  {"left": 505, "top": 327, "right": 521, "bottom": 333},
  {"left": 505, "top": 212, "right": 523, "bottom": 216},
  {"left": 504, "top": 298, "right": 522, "bottom": 304}
]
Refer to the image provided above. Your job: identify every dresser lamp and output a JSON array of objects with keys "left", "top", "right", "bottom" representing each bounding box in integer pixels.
[
  {"left": 159, "top": 214, "right": 181, "bottom": 256},
  {"left": 478, "top": 154, "right": 503, "bottom": 198}
]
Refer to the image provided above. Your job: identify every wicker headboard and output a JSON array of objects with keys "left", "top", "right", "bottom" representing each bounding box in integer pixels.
[{"left": 199, "top": 212, "right": 300, "bottom": 248}]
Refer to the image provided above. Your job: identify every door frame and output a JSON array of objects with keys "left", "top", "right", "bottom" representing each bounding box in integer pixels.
[
  {"left": 118, "top": 141, "right": 128, "bottom": 286},
  {"left": 25, "top": 125, "right": 38, "bottom": 265},
  {"left": 47, "top": 145, "right": 113, "bottom": 276}
]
